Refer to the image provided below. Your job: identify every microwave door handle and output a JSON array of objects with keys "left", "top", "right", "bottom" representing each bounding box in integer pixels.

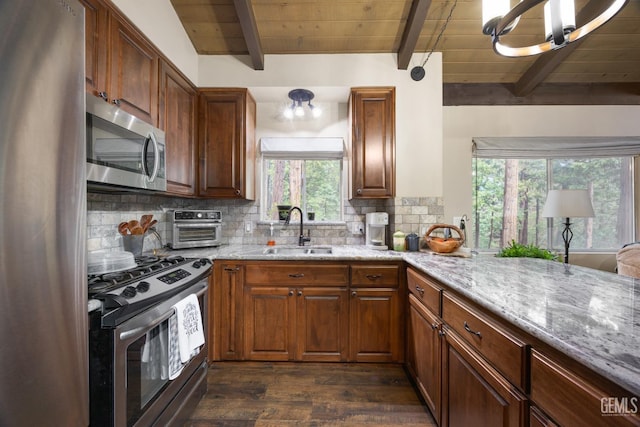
[{"left": 147, "top": 131, "right": 160, "bottom": 182}]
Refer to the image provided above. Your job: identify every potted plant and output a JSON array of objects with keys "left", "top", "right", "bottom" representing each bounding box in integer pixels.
[{"left": 496, "top": 240, "right": 558, "bottom": 261}]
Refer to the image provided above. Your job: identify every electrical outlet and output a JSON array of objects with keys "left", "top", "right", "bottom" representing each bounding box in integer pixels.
[
  {"left": 352, "top": 222, "right": 364, "bottom": 234},
  {"left": 244, "top": 221, "right": 252, "bottom": 233}
]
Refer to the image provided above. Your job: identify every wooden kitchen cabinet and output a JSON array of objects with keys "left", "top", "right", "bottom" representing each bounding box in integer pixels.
[
  {"left": 409, "top": 294, "right": 442, "bottom": 425},
  {"left": 159, "top": 61, "right": 197, "bottom": 196},
  {"left": 81, "top": 0, "right": 159, "bottom": 126},
  {"left": 80, "top": 0, "right": 108, "bottom": 97},
  {"left": 441, "top": 327, "right": 527, "bottom": 427},
  {"left": 349, "top": 87, "right": 396, "bottom": 199},
  {"left": 198, "top": 89, "right": 256, "bottom": 199},
  {"left": 211, "top": 263, "right": 244, "bottom": 361},
  {"left": 349, "top": 264, "right": 403, "bottom": 362},
  {"left": 243, "top": 262, "right": 350, "bottom": 361}
]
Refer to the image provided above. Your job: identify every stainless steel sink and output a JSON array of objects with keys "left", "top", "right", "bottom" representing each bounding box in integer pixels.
[{"left": 263, "top": 246, "right": 333, "bottom": 255}]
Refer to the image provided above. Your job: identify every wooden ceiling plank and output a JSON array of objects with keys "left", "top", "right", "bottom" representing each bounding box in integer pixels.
[
  {"left": 233, "top": 0, "right": 265, "bottom": 69},
  {"left": 513, "top": 0, "right": 615, "bottom": 97},
  {"left": 398, "top": 0, "right": 433, "bottom": 69}
]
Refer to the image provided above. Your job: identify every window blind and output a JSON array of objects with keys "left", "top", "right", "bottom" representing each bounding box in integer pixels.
[
  {"left": 260, "top": 137, "right": 345, "bottom": 159},
  {"left": 472, "top": 136, "right": 640, "bottom": 159}
]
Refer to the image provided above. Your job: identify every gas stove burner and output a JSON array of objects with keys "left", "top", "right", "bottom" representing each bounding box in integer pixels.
[{"left": 135, "top": 255, "right": 160, "bottom": 265}]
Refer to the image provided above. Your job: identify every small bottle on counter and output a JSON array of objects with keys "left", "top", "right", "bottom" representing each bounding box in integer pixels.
[{"left": 267, "top": 222, "right": 276, "bottom": 246}]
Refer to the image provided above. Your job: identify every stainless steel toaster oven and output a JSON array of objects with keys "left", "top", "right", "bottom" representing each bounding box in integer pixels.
[{"left": 167, "top": 210, "right": 222, "bottom": 249}]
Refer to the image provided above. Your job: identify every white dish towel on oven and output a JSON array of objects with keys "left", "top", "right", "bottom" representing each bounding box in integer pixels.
[{"left": 172, "top": 293, "right": 205, "bottom": 363}]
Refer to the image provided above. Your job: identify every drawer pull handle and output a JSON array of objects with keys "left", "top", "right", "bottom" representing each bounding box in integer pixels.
[
  {"left": 223, "top": 267, "right": 240, "bottom": 272},
  {"left": 415, "top": 285, "right": 425, "bottom": 296},
  {"left": 366, "top": 274, "right": 382, "bottom": 280},
  {"left": 288, "top": 273, "right": 305, "bottom": 278},
  {"left": 463, "top": 321, "right": 482, "bottom": 338}
]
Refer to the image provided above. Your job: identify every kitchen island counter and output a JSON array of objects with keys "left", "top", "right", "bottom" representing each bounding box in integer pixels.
[{"left": 167, "top": 244, "right": 639, "bottom": 397}]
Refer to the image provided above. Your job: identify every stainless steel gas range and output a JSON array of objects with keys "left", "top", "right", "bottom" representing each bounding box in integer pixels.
[{"left": 88, "top": 255, "right": 212, "bottom": 426}]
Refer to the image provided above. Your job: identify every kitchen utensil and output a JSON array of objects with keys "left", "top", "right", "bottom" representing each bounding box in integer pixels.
[
  {"left": 118, "top": 222, "right": 130, "bottom": 235},
  {"left": 424, "top": 223, "right": 464, "bottom": 253},
  {"left": 145, "top": 219, "right": 157, "bottom": 232}
]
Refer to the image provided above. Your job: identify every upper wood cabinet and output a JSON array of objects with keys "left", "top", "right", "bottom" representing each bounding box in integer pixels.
[
  {"left": 159, "top": 61, "right": 196, "bottom": 196},
  {"left": 80, "top": 0, "right": 108, "bottom": 96},
  {"left": 198, "top": 89, "right": 256, "bottom": 199},
  {"left": 349, "top": 87, "right": 396, "bottom": 199},
  {"left": 80, "top": 0, "right": 159, "bottom": 126}
]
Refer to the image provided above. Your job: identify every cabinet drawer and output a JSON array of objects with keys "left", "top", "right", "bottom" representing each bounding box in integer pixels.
[
  {"left": 442, "top": 293, "right": 526, "bottom": 389},
  {"left": 407, "top": 268, "right": 442, "bottom": 315},
  {"left": 531, "top": 350, "right": 639, "bottom": 427},
  {"left": 351, "top": 265, "right": 399, "bottom": 287},
  {"left": 245, "top": 264, "right": 349, "bottom": 286}
]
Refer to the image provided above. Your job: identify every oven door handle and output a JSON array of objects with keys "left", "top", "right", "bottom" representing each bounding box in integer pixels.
[
  {"left": 174, "top": 222, "right": 222, "bottom": 228},
  {"left": 119, "top": 285, "right": 207, "bottom": 341}
]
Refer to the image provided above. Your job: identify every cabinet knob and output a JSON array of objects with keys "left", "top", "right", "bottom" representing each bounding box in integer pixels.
[
  {"left": 112, "top": 99, "right": 121, "bottom": 106},
  {"left": 235, "top": 189, "right": 241, "bottom": 195},
  {"left": 356, "top": 188, "right": 362, "bottom": 195},
  {"left": 288, "top": 290, "right": 294, "bottom": 296},
  {"left": 297, "top": 290, "right": 303, "bottom": 296},
  {"left": 98, "top": 91, "right": 108, "bottom": 100},
  {"left": 438, "top": 330, "right": 446, "bottom": 337},
  {"left": 351, "top": 291, "right": 357, "bottom": 297},
  {"left": 430, "top": 323, "right": 438, "bottom": 330}
]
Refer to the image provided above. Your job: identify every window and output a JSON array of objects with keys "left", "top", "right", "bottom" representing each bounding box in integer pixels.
[
  {"left": 473, "top": 137, "right": 639, "bottom": 252},
  {"left": 261, "top": 138, "right": 344, "bottom": 222}
]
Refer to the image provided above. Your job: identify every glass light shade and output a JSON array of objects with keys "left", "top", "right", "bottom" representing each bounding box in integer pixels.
[
  {"left": 482, "top": 0, "right": 511, "bottom": 33},
  {"left": 310, "top": 104, "right": 322, "bottom": 118},
  {"left": 283, "top": 106, "right": 294, "bottom": 119},
  {"left": 541, "top": 189, "right": 595, "bottom": 218},
  {"left": 294, "top": 103, "right": 304, "bottom": 117},
  {"left": 544, "top": 0, "right": 576, "bottom": 42}
]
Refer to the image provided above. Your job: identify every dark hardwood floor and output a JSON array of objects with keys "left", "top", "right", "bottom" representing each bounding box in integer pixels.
[{"left": 184, "top": 362, "right": 436, "bottom": 426}]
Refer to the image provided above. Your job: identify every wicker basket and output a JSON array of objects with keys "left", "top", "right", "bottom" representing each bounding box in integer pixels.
[{"left": 424, "top": 223, "right": 464, "bottom": 253}]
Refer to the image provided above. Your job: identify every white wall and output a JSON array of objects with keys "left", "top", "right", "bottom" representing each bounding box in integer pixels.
[{"left": 109, "top": 0, "right": 199, "bottom": 84}]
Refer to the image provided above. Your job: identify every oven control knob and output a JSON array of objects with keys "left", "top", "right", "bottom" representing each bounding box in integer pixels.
[
  {"left": 136, "top": 281, "right": 150, "bottom": 292},
  {"left": 121, "top": 286, "right": 137, "bottom": 298},
  {"left": 192, "top": 261, "right": 202, "bottom": 268}
]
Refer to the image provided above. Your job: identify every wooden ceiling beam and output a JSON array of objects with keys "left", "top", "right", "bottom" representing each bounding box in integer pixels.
[
  {"left": 233, "top": 0, "right": 264, "bottom": 70},
  {"left": 397, "top": 0, "right": 432, "bottom": 69},
  {"left": 513, "top": 0, "right": 611, "bottom": 97}
]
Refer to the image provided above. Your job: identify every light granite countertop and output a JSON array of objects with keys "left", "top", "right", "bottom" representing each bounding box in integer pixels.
[{"left": 166, "top": 244, "right": 639, "bottom": 396}]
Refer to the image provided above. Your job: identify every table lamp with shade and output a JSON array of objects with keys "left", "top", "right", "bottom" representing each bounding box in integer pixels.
[{"left": 541, "top": 189, "right": 595, "bottom": 265}]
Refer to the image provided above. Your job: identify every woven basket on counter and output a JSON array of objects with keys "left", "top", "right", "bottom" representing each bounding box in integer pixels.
[{"left": 424, "top": 223, "right": 464, "bottom": 253}]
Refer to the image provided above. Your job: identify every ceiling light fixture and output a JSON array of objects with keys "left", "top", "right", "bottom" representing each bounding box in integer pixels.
[
  {"left": 283, "top": 89, "right": 322, "bottom": 119},
  {"left": 482, "top": 0, "right": 629, "bottom": 57}
]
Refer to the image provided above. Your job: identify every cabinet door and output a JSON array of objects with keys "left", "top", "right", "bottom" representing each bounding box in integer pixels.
[
  {"left": 211, "top": 263, "right": 244, "bottom": 361},
  {"left": 198, "top": 89, "right": 256, "bottom": 199},
  {"left": 80, "top": 0, "right": 108, "bottom": 97},
  {"left": 159, "top": 61, "right": 196, "bottom": 196},
  {"left": 244, "top": 286, "right": 295, "bottom": 361},
  {"left": 442, "top": 327, "right": 526, "bottom": 427},
  {"left": 349, "top": 288, "right": 401, "bottom": 362},
  {"left": 349, "top": 87, "right": 395, "bottom": 199},
  {"left": 108, "top": 18, "right": 159, "bottom": 125},
  {"left": 409, "top": 294, "right": 442, "bottom": 425},
  {"left": 296, "top": 287, "right": 349, "bottom": 362}
]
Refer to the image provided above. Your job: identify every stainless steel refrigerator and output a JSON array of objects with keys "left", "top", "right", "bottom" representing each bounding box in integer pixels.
[{"left": 0, "top": 1, "right": 88, "bottom": 425}]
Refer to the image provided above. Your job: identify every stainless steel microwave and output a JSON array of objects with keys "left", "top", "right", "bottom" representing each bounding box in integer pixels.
[{"left": 86, "top": 95, "right": 166, "bottom": 192}]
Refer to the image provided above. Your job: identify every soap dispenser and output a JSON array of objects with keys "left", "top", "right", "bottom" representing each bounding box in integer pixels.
[{"left": 267, "top": 222, "right": 276, "bottom": 246}]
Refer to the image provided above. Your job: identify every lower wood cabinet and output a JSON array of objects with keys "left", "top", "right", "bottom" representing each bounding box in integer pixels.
[
  {"left": 349, "top": 287, "right": 402, "bottom": 362},
  {"left": 442, "top": 327, "right": 527, "bottom": 427},
  {"left": 243, "top": 286, "right": 349, "bottom": 361},
  {"left": 409, "top": 293, "right": 442, "bottom": 425},
  {"left": 211, "top": 263, "right": 244, "bottom": 361}
]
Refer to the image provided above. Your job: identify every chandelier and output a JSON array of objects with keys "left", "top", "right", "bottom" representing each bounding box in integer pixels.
[
  {"left": 482, "top": 0, "right": 629, "bottom": 57},
  {"left": 283, "top": 89, "right": 322, "bottom": 119}
]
